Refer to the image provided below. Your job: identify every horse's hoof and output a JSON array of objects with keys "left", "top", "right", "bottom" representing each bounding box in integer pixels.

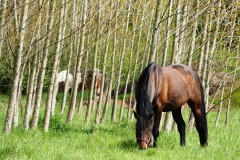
[{"left": 153, "top": 142, "right": 157, "bottom": 148}]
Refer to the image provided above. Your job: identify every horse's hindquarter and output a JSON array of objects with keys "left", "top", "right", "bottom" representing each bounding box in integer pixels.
[{"left": 160, "top": 65, "right": 195, "bottom": 110}]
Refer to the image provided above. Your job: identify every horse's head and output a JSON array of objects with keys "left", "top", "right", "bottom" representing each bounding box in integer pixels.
[{"left": 134, "top": 111, "right": 153, "bottom": 149}]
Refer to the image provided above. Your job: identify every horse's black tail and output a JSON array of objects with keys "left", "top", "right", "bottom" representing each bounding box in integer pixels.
[{"left": 198, "top": 76, "right": 208, "bottom": 145}]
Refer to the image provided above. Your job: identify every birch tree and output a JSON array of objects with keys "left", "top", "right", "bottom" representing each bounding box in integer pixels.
[
  {"left": 149, "top": 0, "right": 161, "bottom": 62},
  {"left": 226, "top": 51, "right": 239, "bottom": 125},
  {"left": 95, "top": 1, "right": 112, "bottom": 124},
  {"left": 204, "top": 0, "right": 221, "bottom": 111},
  {"left": 50, "top": 0, "right": 68, "bottom": 116},
  {"left": 111, "top": 0, "right": 132, "bottom": 122},
  {"left": 3, "top": 0, "right": 29, "bottom": 134},
  {"left": 119, "top": 4, "right": 140, "bottom": 121},
  {"left": 31, "top": 0, "right": 56, "bottom": 129},
  {"left": 100, "top": 0, "right": 120, "bottom": 123},
  {"left": 61, "top": 0, "right": 78, "bottom": 114},
  {"left": 67, "top": 0, "right": 88, "bottom": 123},
  {"left": 127, "top": 0, "right": 148, "bottom": 120},
  {"left": 162, "top": 0, "right": 173, "bottom": 66},
  {"left": 85, "top": 0, "right": 101, "bottom": 124},
  {"left": 44, "top": 0, "right": 68, "bottom": 131},
  {"left": 0, "top": 0, "right": 7, "bottom": 58}
]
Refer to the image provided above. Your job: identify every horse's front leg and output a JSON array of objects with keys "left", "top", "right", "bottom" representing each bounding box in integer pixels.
[{"left": 152, "top": 105, "right": 162, "bottom": 147}]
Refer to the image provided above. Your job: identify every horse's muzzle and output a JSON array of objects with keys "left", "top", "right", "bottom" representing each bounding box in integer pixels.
[{"left": 137, "top": 138, "right": 151, "bottom": 149}]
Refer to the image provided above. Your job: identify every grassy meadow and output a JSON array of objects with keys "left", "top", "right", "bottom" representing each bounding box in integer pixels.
[{"left": 0, "top": 94, "right": 240, "bottom": 160}]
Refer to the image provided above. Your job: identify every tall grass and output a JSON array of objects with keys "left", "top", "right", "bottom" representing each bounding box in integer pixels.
[{"left": 0, "top": 94, "right": 240, "bottom": 160}]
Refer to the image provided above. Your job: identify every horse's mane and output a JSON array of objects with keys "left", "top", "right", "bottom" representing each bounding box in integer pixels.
[{"left": 135, "top": 62, "right": 156, "bottom": 117}]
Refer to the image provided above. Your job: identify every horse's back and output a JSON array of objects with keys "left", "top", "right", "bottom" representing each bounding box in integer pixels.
[{"left": 158, "top": 64, "right": 201, "bottom": 108}]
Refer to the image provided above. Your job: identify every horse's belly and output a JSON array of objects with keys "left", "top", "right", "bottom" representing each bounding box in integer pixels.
[{"left": 162, "top": 103, "right": 175, "bottom": 112}]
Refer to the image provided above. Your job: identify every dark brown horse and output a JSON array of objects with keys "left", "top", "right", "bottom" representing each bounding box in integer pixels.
[{"left": 134, "top": 62, "right": 208, "bottom": 149}]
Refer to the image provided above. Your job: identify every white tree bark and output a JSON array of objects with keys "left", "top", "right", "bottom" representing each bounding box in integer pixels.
[
  {"left": 3, "top": 0, "right": 29, "bottom": 134},
  {"left": 31, "top": 0, "right": 56, "bottom": 129},
  {"left": 44, "top": 0, "right": 67, "bottom": 131},
  {"left": 111, "top": 0, "right": 132, "bottom": 122},
  {"left": 85, "top": 0, "right": 102, "bottom": 124},
  {"left": 67, "top": 0, "right": 88, "bottom": 123},
  {"left": 204, "top": 1, "right": 221, "bottom": 111},
  {"left": 100, "top": 0, "right": 120, "bottom": 123},
  {"left": 149, "top": 0, "right": 161, "bottom": 62},
  {"left": 95, "top": 0, "right": 111, "bottom": 124},
  {"left": 162, "top": 0, "right": 173, "bottom": 66},
  {"left": 50, "top": 0, "right": 68, "bottom": 116},
  {"left": 0, "top": 0, "right": 7, "bottom": 58}
]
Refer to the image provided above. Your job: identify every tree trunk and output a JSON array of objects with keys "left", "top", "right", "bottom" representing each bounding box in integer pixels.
[
  {"left": 100, "top": 0, "right": 120, "bottom": 123},
  {"left": 44, "top": 0, "right": 67, "bottom": 131},
  {"left": 31, "top": 0, "right": 56, "bottom": 129},
  {"left": 187, "top": 0, "right": 198, "bottom": 67},
  {"left": 85, "top": 0, "right": 101, "bottom": 125},
  {"left": 61, "top": 0, "right": 78, "bottom": 114},
  {"left": 172, "top": 0, "right": 182, "bottom": 63},
  {"left": 225, "top": 53, "right": 238, "bottom": 125},
  {"left": 3, "top": 0, "right": 29, "bottom": 134},
  {"left": 119, "top": 3, "right": 140, "bottom": 121},
  {"left": 111, "top": 0, "right": 132, "bottom": 122},
  {"left": 149, "top": 0, "right": 161, "bottom": 62},
  {"left": 127, "top": 0, "right": 147, "bottom": 120},
  {"left": 188, "top": 0, "right": 200, "bottom": 129},
  {"left": 50, "top": 0, "right": 68, "bottom": 116},
  {"left": 0, "top": 0, "right": 7, "bottom": 58},
  {"left": 67, "top": 0, "right": 88, "bottom": 123},
  {"left": 95, "top": 1, "right": 111, "bottom": 124},
  {"left": 177, "top": 1, "right": 188, "bottom": 62},
  {"left": 23, "top": 52, "right": 38, "bottom": 130},
  {"left": 162, "top": 0, "right": 173, "bottom": 66},
  {"left": 77, "top": 2, "right": 89, "bottom": 115},
  {"left": 204, "top": 1, "right": 221, "bottom": 111},
  {"left": 225, "top": 5, "right": 238, "bottom": 125}
]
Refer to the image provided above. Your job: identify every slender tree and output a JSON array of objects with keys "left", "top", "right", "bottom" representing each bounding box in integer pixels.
[
  {"left": 3, "top": 0, "right": 29, "bottom": 134},
  {"left": 204, "top": 0, "right": 221, "bottom": 111},
  {"left": 50, "top": 0, "right": 68, "bottom": 116},
  {"left": 44, "top": 0, "right": 68, "bottom": 131},
  {"left": 111, "top": 0, "right": 132, "bottom": 122},
  {"left": 149, "top": 0, "right": 161, "bottom": 62},
  {"left": 100, "top": 0, "right": 120, "bottom": 123},
  {"left": 67, "top": 0, "right": 88, "bottom": 123},
  {"left": 31, "top": 0, "right": 56, "bottom": 129},
  {"left": 85, "top": 0, "right": 101, "bottom": 124},
  {"left": 95, "top": 1, "right": 112, "bottom": 124},
  {"left": 0, "top": 0, "right": 7, "bottom": 58}
]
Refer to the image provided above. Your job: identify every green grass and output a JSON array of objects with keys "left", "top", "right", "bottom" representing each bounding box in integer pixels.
[{"left": 0, "top": 94, "right": 240, "bottom": 159}]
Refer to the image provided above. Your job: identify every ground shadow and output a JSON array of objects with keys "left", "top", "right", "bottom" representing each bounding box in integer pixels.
[{"left": 119, "top": 139, "right": 136, "bottom": 150}]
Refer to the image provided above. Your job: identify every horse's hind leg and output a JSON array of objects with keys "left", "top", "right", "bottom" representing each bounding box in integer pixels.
[
  {"left": 188, "top": 100, "right": 208, "bottom": 146},
  {"left": 172, "top": 107, "right": 186, "bottom": 146}
]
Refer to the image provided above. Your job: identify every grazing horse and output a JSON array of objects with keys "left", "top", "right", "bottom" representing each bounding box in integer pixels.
[
  {"left": 56, "top": 70, "right": 82, "bottom": 94},
  {"left": 79, "top": 69, "right": 108, "bottom": 98},
  {"left": 134, "top": 62, "right": 208, "bottom": 149},
  {"left": 57, "top": 70, "right": 74, "bottom": 93}
]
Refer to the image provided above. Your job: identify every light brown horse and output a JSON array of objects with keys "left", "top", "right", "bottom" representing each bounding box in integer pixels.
[
  {"left": 79, "top": 69, "right": 108, "bottom": 97},
  {"left": 134, "top": 62, "right": 208, "bottom": 149}
]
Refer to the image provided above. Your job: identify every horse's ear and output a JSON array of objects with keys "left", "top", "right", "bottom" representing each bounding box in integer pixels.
[
  {"left": 133, "top": 111, "right": 139, "bottom": 119},
  {"left": 148, "top": 113, "right": 153, "bottom": 119}
]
